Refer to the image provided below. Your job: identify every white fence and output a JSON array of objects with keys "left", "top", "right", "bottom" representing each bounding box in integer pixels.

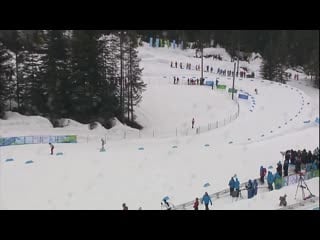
[{"left": 74, "top": 93, "right": 240, "bottom": 142}]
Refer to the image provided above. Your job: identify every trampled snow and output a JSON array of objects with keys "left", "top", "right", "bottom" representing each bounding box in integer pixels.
[{"left": 0, "top": 43, "right": 319, "bottom": 210}]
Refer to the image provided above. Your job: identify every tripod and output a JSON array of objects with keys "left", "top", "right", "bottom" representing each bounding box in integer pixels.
[
  {"left": 232, "top": 189, "right": 243, "bottom": 201},
  {"left": 294, "top": 174, "right": 314, "bottom": 200}
]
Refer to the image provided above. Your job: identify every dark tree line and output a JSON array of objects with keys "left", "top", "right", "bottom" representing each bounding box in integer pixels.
[
  {"left": 137, "top": 30, "right": 319, "bottom": 86},
  {"left": 0, "top": 30, "right": 145, "bottom": 128}
]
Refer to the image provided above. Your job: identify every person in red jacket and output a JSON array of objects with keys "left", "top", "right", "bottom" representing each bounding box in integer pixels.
[
  {"left": 49, "top": 143, "right": 54, "bottom": 155},
  {"left": 193, "top": 197, "right": 199, "bottom": 210}
]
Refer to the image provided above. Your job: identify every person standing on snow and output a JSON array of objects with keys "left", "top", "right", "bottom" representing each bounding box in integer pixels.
[
  {"left": 267, "top": 171, "right": 274, "bottom": 191},
  {"left": 246, "top": 179, "right": 254, "bottom": 199},
  {"left": 260, "top": 166, "right": 267, "bottom": 184},
  {"left": 276, "top": 161, "right": 283, "bottom": 177},
  {"left": 201, "top": 192, "right": 212, "bottom": 210},
  {"left": 101, "top": 138, "right": 105, "bottom": 150},
  {"left": 233, "top": 176, "right": 240, "bottom": 198},
  {"left": 283, "top": 159, "right": 289, "bottom": 177},
  {"left": 192, "top": 118, "right": 195, "bottom": 129},
  {"left": 228, "top": 176, "right": 235, "bottom": 196},
  {"left": 49, "top": 143, "right": 54, "bottom": 155},
  {"left": 193, "top": 197, "right": 199, "bottom": 210}
]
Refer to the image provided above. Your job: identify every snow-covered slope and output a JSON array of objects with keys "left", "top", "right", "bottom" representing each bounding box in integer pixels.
[{"left": 0, "top": 43, "right": 318, "bottom": 210}]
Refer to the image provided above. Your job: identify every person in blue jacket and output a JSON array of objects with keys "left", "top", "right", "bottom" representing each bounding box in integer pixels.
[
  {"left": 267, "top": 171, "right": 274, "bottom": 191},
  {"left": 228, "top": 177, "right": 235, "bottom": 196},
  {"left": 201, "top": 192, "right": 212, "bottom": 210},
  {"left": 312, "top": 159, "right": 318, "bottom": 170},
  {"left": 246, "top": 179, "right": 254, "bottom": 199},
  {"left": 233, "top": 176, "right": 240, "bottom": 198},
  {"left": 253, "top": 179, "right": 258, "bottom": 196}
]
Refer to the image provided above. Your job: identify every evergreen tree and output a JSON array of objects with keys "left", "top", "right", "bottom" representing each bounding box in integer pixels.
[
  {"left": 20, "top": 30, "right": 45, "bottom": 114},
  {"left": 260, "top": 36, "right": 277, "bottom": 81},
  {"left": 124, "top": 32, "right": 146, "bottom": 123},
  {"left": 41, "top": 30, "right": 72, "bottom": 120},
  {"left": 0, "top": 30, "right": 25, "bottom": 111},
  {"left": 0, "top": 41, "right": 12, "bottom": 117},
  {"left": 70, "top": 30, "right": 99, "bottom": 122}
]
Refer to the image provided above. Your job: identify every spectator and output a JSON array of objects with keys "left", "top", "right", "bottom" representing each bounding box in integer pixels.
[
  {"left": 228, "top": 176, "right": 235, "bottom": 196},
  {"left": 274, "top": 172, "right": 282, "bottom": 190},
  {"left": 283, "top": 159, "right": 289, "bottom": 177},
  {"left": 49, "top": 143, "right": 54, "bottom": 155},
  {"left": 193, "top": 197, "right": 199, "bottom": 210},
  {"left": 276, "top": 161, "right": 283, "bottom": 177},
  {"left": 260, "top": 166, "right": 267, "bottom": 184},
  {"left": 201, "top": 192, "right": 212, "bottom": 210},
  {"left": 233, "top": 175, "right": 240, "bottom": 198},
  {"left": 267, "top": 171, "right": 274, "bottom": 191},
  {"left": 246, "top": 179, "right": 254, "bottom": 199}
]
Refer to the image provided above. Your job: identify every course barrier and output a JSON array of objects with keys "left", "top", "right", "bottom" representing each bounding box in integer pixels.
[{"left": 0, "top": 135, "right": 77, "bottom": 147}]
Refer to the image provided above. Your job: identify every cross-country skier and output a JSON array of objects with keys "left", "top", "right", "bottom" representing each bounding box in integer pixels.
[
  {"left": 49, "top": 143, "right": 54, "bottom": 155},
  {"left": 101, "top": 138, "right": 105, "bottom": 150},
  {"left": 192, "top": 118, "right": 195, "bottom": 129}
]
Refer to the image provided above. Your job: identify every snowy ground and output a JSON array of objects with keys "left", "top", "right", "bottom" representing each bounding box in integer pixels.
[{"left": 0, "top": 43, "right": 319, "bottom": 210}]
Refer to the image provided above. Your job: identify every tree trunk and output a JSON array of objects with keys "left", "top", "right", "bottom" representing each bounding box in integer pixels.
[
  {"left": 15, "top": 52, "right": 20, "bottom": 111},
  {"left": 120, "top": 31, "right": 124, "bottom": 122},
  {"left": 128, "top": 43, "right": 132, "bottom": 121}
]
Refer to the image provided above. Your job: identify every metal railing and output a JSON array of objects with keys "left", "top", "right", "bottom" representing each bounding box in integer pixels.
[{"left": 173, "top": 167, "right": 319, "bottom": 210}]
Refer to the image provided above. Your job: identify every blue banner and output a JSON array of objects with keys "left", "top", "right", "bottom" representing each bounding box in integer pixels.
[
  {"left": 205, "top": 81, "right": 214, "bottom": 86},
  {"left": 0, "top": 135, "right": 77, "bottom": 147},
  {"left": 238, "top": 94, "right": 249, "bottom": 100}
]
